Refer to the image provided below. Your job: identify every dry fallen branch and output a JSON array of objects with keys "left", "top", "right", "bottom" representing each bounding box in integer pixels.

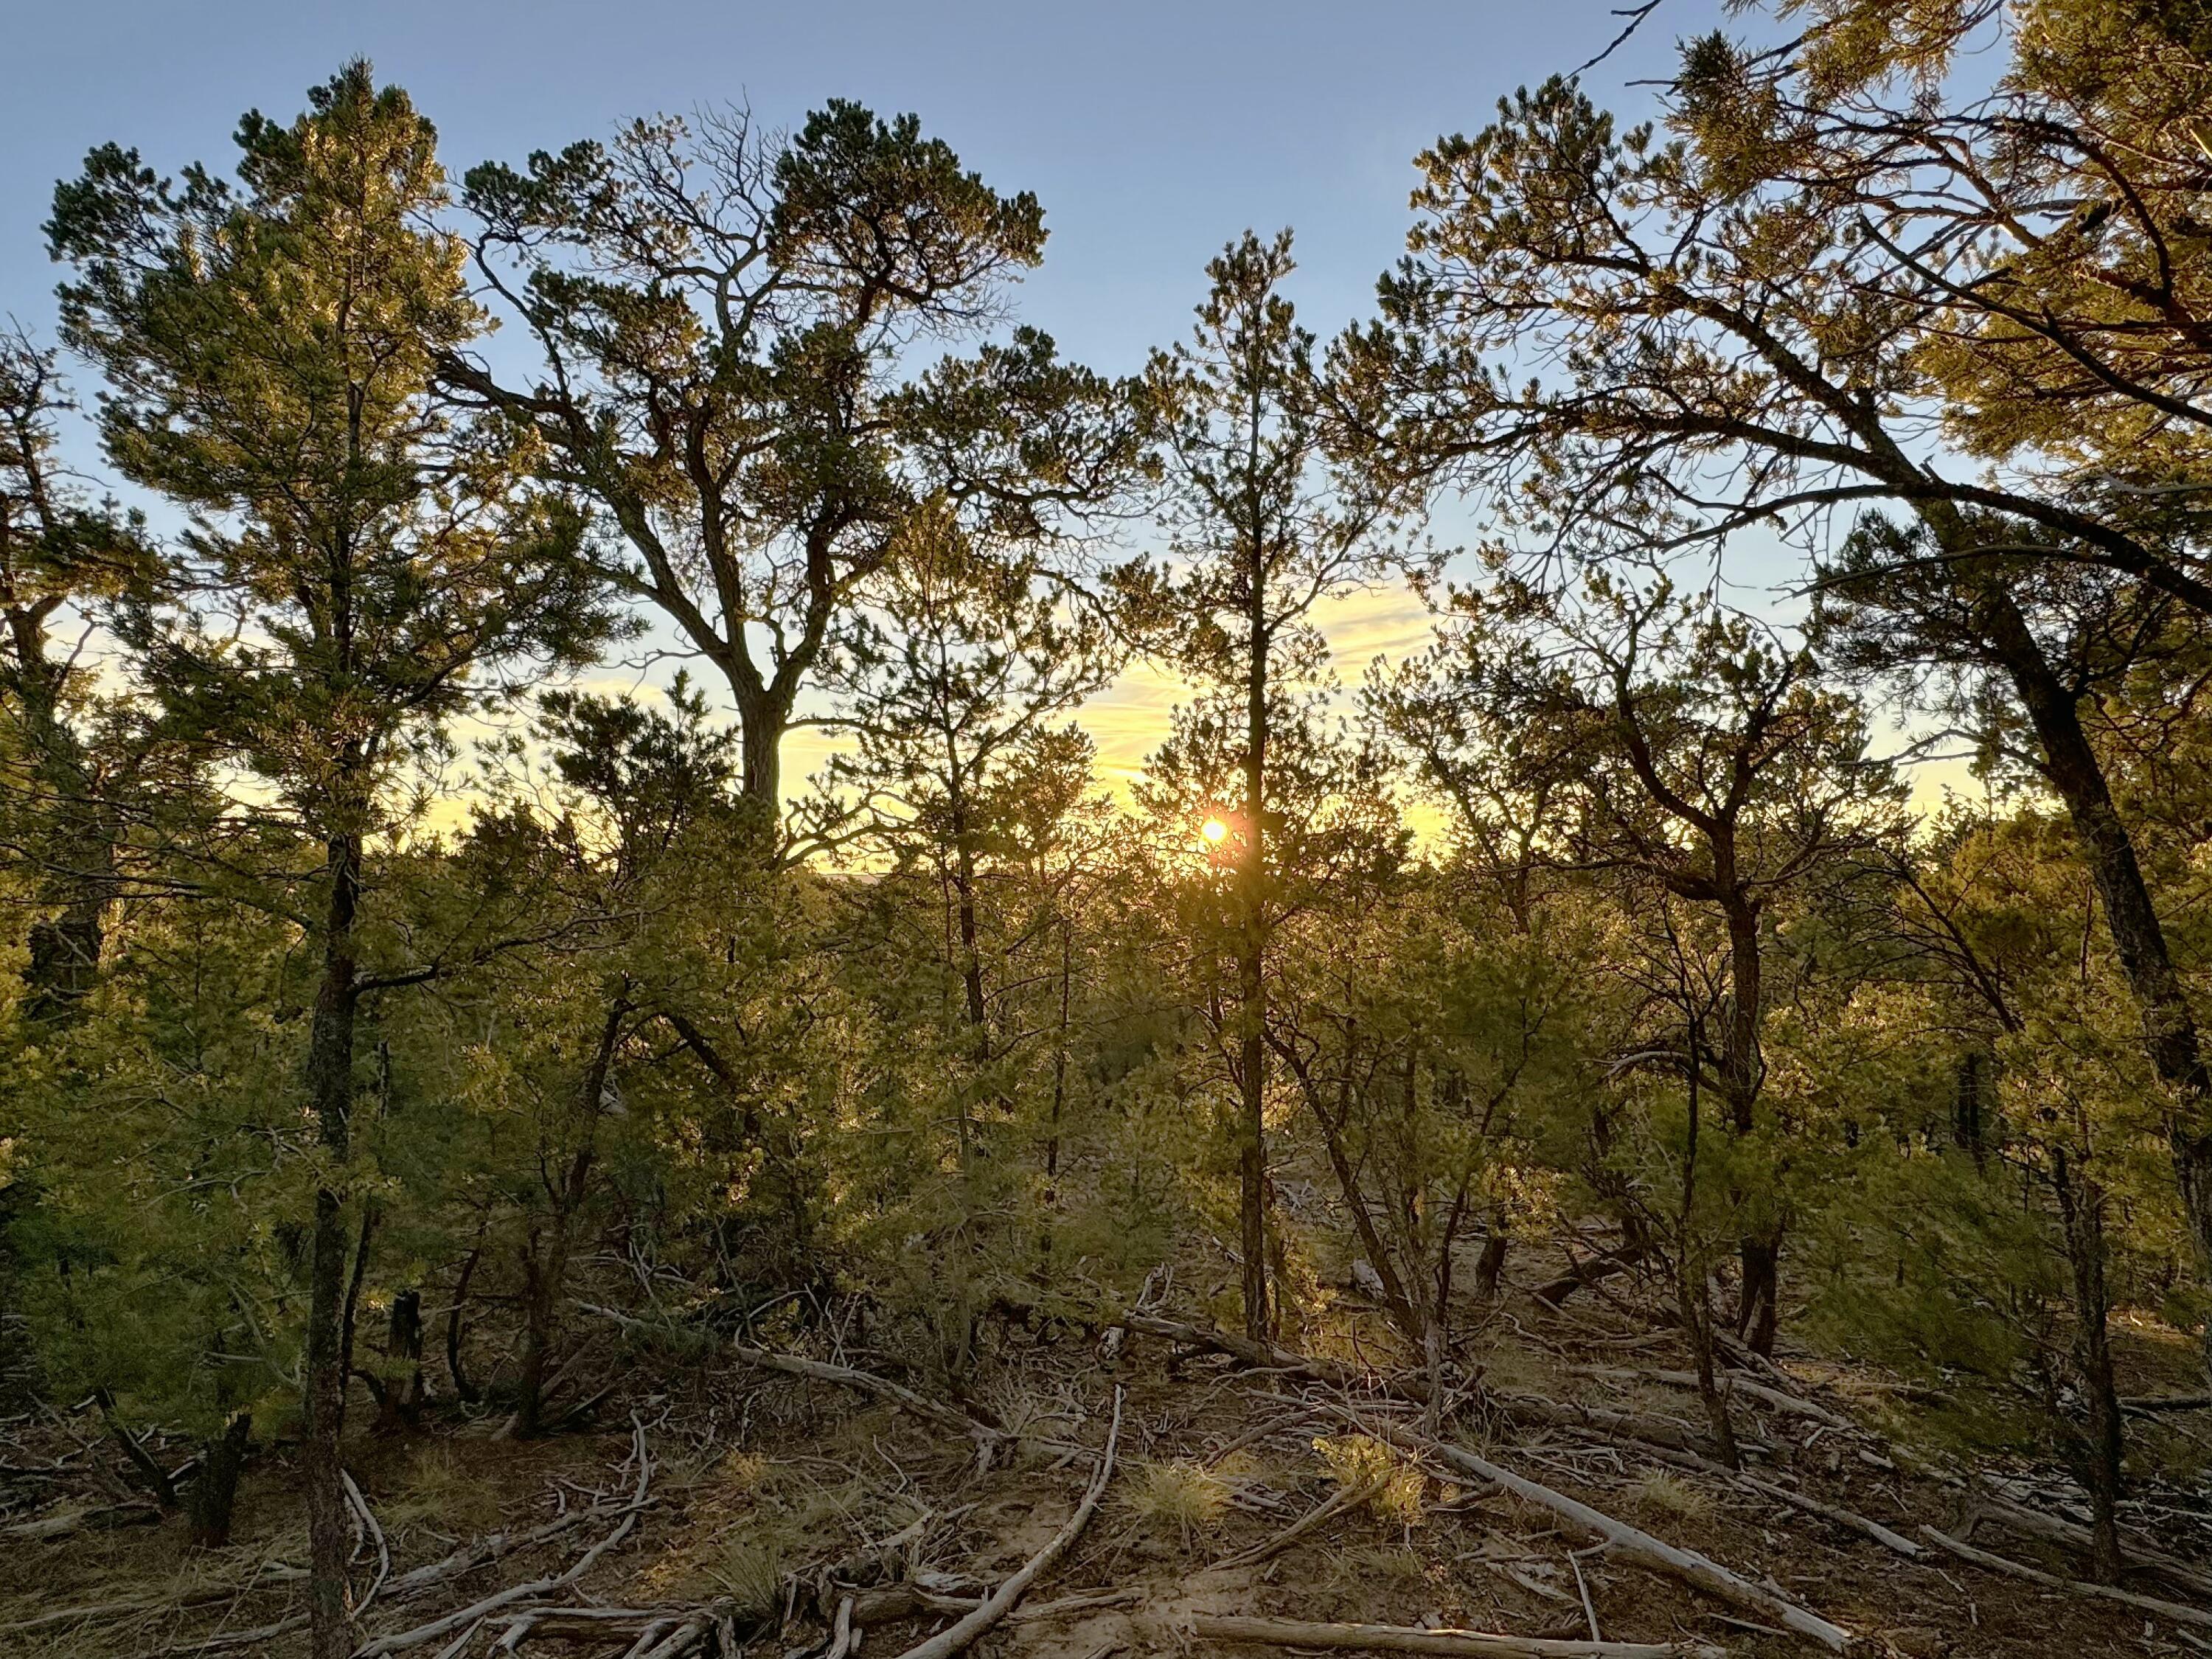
[
  {"left": 345, "top": 1470, "right": 394, "bottom": 1619},
  {"left": 1168, "top": 1613, "right": 1719, "bottom": 1658},
  {"left": 724, "top": 1339, "right": 996, "bottom": 1444},
  {"left": 1918, "top": 1526, "right": 2212, "bottom": 1631},
  {"left": 1734, "top": 1474, "right": 1921, "bottom": 1559},
  {"left": 1, "top": 1498, "right": 160, "bottom": 1541},
  {"left": 1358, "top": 1416, "right": 1854, "bottom": 1652},
  {"left": 1971, "top": 1483, "right": 2212, "bottom": 1601},
  {"left": 4, "top": 1563, "right": 310, "bottom": 1635},
  {"left": 881, "top": 1386, "right": 1123, "bottom": 1659},
  {"left": 1486, "top": 1392, "right": 1736, "bottom": 1458},
  {"left": 1203, "top": 1475, "right": 1386, "bottom": 1574}
]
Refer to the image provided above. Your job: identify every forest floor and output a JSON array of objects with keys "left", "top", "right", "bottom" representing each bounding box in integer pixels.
[{"left": 4, "top": 1232, "right": 2211, "bottom": 1659}]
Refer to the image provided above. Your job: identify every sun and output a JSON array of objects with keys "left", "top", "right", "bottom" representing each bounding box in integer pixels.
[{"left": 1200, "top": 818, "right": 1230, "bottom": 844}]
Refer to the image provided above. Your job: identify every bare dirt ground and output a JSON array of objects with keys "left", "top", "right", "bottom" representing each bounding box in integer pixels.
[{"left": 3, "top": 1237, "right": 2209, "bottom": 1658}]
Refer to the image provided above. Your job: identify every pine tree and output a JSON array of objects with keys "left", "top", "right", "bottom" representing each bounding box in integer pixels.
[{"left": 50, "top": 63, "right": 609, "bottom": 1655}]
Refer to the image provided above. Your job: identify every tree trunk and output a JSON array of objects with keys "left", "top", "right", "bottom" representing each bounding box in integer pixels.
[
  {"left": 446, "top": 1246, "right": 481, "bottom": 1404},
  {"left": 1474, "top": 1228, "right": 1510, "bottom": 1300},
  {"left": 1717, "top": 891, "right": 1781, "bottom": 1357},
  {"left": 1953, "top": 1050, "right": 1990, "bottom": 1167},
  {"left": 1989, "top": 594, "right": 2212, "bottom": 1377},
  {"left": 378, "top": 1290, "right": 423, "bottom": 1432},
  {"left": 514, "top": 1231, "right": 561, "bottom": 1440},
  {"left": 186, "top": 1412, "right": 251, "bottom": 1549},
  {"left": 1238, "top": 533, "right": 1271, "bottom": 1343},
  {"left": 2051, "top": 1146, "right": 2125, "bottom": 1582},
  {"left": 948, "top": 782, "right": 992, "bottom": 1179},
  {"left": 735, "top": 682, "right": 791, "bottom": 820},
  {"left": 1736, "top": 1237, "right": 1780, "bottom": 1360},
  {"left": 303, "top": 830, "right": 363, "bottom": 1659}
]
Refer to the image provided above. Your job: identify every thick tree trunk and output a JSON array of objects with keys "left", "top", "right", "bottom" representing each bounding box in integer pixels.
[
  {"left": 734, "top": 682, "right": 792, "bottom": 821},
  {"left": 1679, "top": 1046, "right": 1739, "bottom": 1469},
  {"left": 303, "top": 831, "right": 362, "bottom": 1659},
  {"left": 514, "top": 1234, "right": 564, "bottom": 1440},
  {"left": 1716, "top": 892, "right": 1781, "bottom": 1357},
  {"left": 1736, "top": 1237, "right": 1780, "bottom": 1359},
  {"left": 186, "top": 1412, "right": 251, "bottom": 1549}
]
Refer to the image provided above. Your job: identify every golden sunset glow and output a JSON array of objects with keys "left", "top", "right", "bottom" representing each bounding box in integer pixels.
[{"left": 1200, "top": 817, "right": 1230, "bottom": 844}]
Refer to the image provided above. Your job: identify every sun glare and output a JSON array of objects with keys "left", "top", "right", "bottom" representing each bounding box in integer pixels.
[{"left": 1200, "top": 818, "right": 1230, "bottom": 844}]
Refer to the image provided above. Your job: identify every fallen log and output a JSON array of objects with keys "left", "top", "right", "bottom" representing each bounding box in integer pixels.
[
  {"left": 1970, "top": 1482, "right": 2212, "bottom": 1600},
  {"left": 723, "top": 1339, "right": 997, "bottom": 1444},
  {"left": 2119, "top": 1394, "right": 2211, "bottom": 1413},
  {"left": 881, "top": 1388, "right": 1122, "bottom": 1659},
  {"left": 579, "top": 1301, "right": 998, "bottom": 1447},
  {"left": 1734, "top": 1475, "right": 1920, "bottom": 1559},
  {"left": 1358, "top": 1417, "right": 1854, "bottom": 1652},
  {"left": 1172, "top": 1613, "right": 1717, "bottom": 1658},
  {"left": 1120, "top": 1311, "right": 1368, "bottom": 1391},
  {"left": 1, "top": 1498, "right": 160, "bottom": 1541},
  {"left": 1919, "top": 1527, "right": 2212, "bottom": 1631},
  {"left": 1532, "top": 1241, "right": 1649, "bottom": 1308},
  {"left": 1487, "top": 1393, "right": 1733, "bottom": 1458}
]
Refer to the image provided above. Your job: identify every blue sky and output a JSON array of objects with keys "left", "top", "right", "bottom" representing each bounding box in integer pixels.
[
  {"left": 2, "top": 1, "right": 1688, "bottom": 369},
  {"left": 2, "top": 0, "right": 1713, "bottom": 797}
]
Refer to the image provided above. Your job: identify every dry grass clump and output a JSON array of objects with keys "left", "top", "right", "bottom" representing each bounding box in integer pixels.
[
  {"left": 698, "top": 1533, "right": 785, "bottom": 1616},
  {"left": 1315, "top": 1433, "right": 1425, "bottom": 1528},
  {"left": 383, "top": 1443, "right": 504, "bottom": 1534},
  {"left": 1121, "top": 1458, "right": 1229, "bottom": 1549},
  {"left": 1624, "top": 1469, "right": 1711, "bottom": 1523}
]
